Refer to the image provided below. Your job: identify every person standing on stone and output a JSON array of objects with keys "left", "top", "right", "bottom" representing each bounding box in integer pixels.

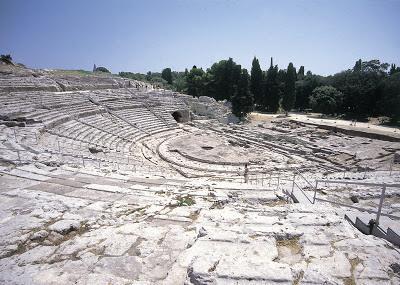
[{"left": 244, "top": 163, "right": 249, "bottom": 183}]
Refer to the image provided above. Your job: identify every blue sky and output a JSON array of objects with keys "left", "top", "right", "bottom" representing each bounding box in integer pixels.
[{"left": 1, "top": 0, "right": 399, "bottom": 75}]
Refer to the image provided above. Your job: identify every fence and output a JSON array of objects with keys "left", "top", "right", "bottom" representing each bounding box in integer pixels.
[{"left": 313, "top": 179, "right": 400, "bottom": 224}]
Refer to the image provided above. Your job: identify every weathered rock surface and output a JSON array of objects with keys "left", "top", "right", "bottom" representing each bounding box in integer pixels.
[{"left": 0, "top": 64, "right": 399, "bottom": 284}]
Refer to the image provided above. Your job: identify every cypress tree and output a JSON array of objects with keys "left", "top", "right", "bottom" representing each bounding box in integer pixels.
[
  {"left": 263, "top": 58, "right": 280, "bottom": 112},
  {"left": 250, "top": 57, "right": 263, "bottom": 107},
  {"left": 231, "top": 69, "right": 254, "bottom": 119},
  {"left": 282, "top": 62, "right": 296, "bottom": 114},
  {"left": 389, "top": 64, "right": 400, "bottom": 75},
  {"left": 298, "top": 66, "right": 305, "bottom": 80},
  {"left": 353, "top": 59, "right": 362, "bottom": 72}
]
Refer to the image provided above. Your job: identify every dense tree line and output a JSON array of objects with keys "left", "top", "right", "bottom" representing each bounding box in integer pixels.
[
  {"left": 119, "top": 70, "right": 186, "bottom": 92},
  {"left": 120, "top": 58, "right": 400, "bottom": 123}
]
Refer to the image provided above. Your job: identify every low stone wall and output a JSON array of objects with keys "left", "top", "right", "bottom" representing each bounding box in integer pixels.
[{"left": 293, "top": 120, "right": 400, "bottom": 142}]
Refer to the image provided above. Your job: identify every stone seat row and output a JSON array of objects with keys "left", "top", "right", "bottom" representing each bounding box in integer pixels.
[
  {"left": 51, "top": 119, "right": 139, "bottom": 152},
  {"left": 48, "top": 125, "right": 132, "bottom": 153},
  {"left": 80, "top": 115, "right": 145, "bottom": 143},
  {"left": 84, "top": 110, "right": 172, "bottom": 137},
  {"left": 114, "top": 108, "right": 170, "bottom": 132},
  {"left": 0, "top": 76, "right": 60, "bottom": 92},
  {"left": 0, "top": 91, "right": 92, "bottom": 118},
  {"left": 39, "top": 130, "right": 176, "bottom": 177},
  {"left": 51, "top": 114, "right": 171, "bottom": 153},
  {"left": 31, "top": 102, "right": 101, "bottom": 122},
  {"left": 103, "top": 100, "right": 144, "bottom": 110}
]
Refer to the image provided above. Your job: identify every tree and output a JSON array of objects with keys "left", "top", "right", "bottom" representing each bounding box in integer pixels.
[
  {"left": 262, "top": 59, "right": 280, "bottom": 112},
  {"left": 250, "top": 57, "right": 263, "bottom": 107},
  {"left": 1, "top": 54, "right": 13, "bottom": 65},
  {"left": 389, "top": 64, "right": 400, "bottom": 75},
  {"left": 146, "top": 71, "right": 152, "bottom": 81},
  {"left": 297, "top": 66, "right": 305, "bottom": 80},
  {"left": 94, "top": 66, "right": 110, "bottom": 73},
  {"left": 277, "top": 69, "right": 287, "bottom": 98},
  {"left": 282, "top": 62, "right": 296, "bottom": 113},
  {"left": 309, "top": 86, "right": 343, "bottom": 115},
  {"left": 380, "top": 73, "right": 400, "bottom": 123},
  {"left": 161, "top": 68, "right": 173, "bottom": 84},
  {"left": 330, "top": 60, "right": 389, "bottom": 117},
  {"left": 231, "top": 69, "right": 254, "bottom": 119},
  {"left": 361, "top": 59, "right": 389, "bottom": 73},
  {"left": 295, "top": 74, "right": 325, "bottom": 110},
  {"left": 186, "top": 66, "right": 205, "bottom": 97},
  {"left": 173, "top": 76, "right": 186, "bottom": 92},
  {"left": 353, "top": 59, "right": 362, "bottom": 72},
  {"left": 205, "top": 58, "right": 241, "bottom": 101}
]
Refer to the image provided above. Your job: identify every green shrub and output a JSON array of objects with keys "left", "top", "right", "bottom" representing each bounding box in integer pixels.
[{"left": 310, "top": 85, "right": 343, "bottom": 115}]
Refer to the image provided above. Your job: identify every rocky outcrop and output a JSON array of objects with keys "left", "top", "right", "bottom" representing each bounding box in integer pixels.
[{"left": 179, "top": 95, "right": 239, "bottom": 124}]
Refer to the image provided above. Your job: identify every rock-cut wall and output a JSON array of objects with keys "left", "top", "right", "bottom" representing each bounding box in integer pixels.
[{"left": 178, "top": 95, "right": 239, "bottom": 124}]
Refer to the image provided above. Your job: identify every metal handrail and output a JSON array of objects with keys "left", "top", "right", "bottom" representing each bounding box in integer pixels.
[
  {"left": 294, "top": 168, "right": 316, "bottom": 190},
  {"left": 292, "top": 181, "right": 313, "bottom": 203},
  {"left": 315, "top": 179, "right": 400, "bottom": 188},
  {"left": 314, "top": 179, "right": 400, "bottom": 225}
]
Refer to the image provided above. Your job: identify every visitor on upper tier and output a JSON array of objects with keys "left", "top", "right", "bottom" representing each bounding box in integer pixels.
[{"left": 244, "top": 163, "right": 249, "bottom": 183}]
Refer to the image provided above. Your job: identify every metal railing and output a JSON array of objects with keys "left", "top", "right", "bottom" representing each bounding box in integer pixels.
[
  {"left": 289, "top": 168, "right": 315, "bottom": 203},
  {"left": 314, "top": 179, "right": 400, "bottom": 225}
]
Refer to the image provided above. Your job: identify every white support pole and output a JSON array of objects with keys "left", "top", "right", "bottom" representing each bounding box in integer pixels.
[
  {"left": 291, "top": 174, "right": 296, "bottom": 195},
  {"left": 17, "top": 150, "right": 21, "bottom": 164},
  {"left": 313, "top": 181, "right": 318, "bottom": 204},
  {"left": 277, "top": 170, "right": 280, "bottom": 191},
  {"left": 375, "top": 185, "right": 387, "bottom": 226},
  {"left": 389, "top": 157, "right": 394, "bottom": 176}
]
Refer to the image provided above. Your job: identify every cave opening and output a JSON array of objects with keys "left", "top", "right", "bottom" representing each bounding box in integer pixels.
[{"left": 172, "top": 111, "right": 183, "bottom": 123}]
